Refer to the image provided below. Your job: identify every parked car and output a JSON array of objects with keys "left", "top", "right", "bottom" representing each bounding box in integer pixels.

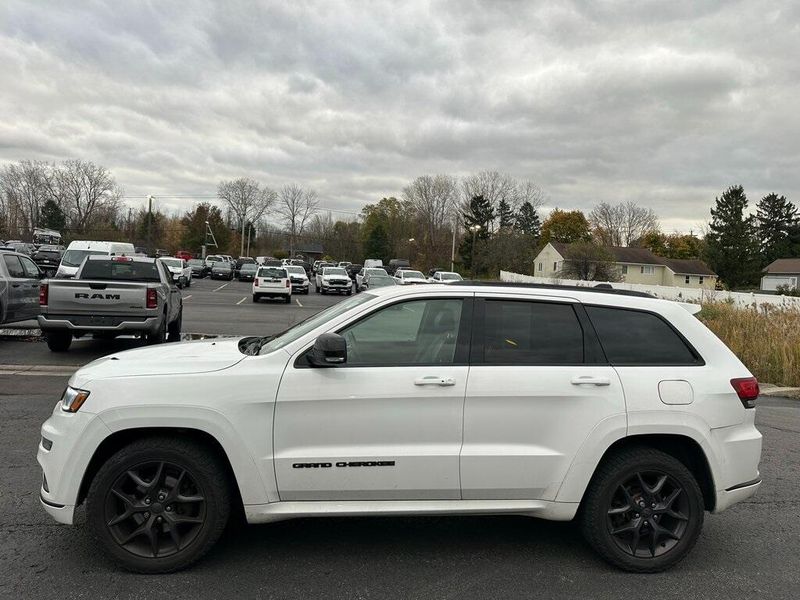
[
  {"left": 188, "top": 258, "right": 209, "bottom": 278},
  {"left": 315, "top": 266, "right": 352, "bottom": 295},
  {"left": 364, "top": 258, "right": 384, "bottom": 269},
  {"left": 36, "top": 282, "right": 763, "bottom": 573},
  {"left": 56, "top": 241, "right": 136, "bottom": 279},
  {"left": 345, "top": 263, "right": 362, "bottom": 281},
  {"left": 155, "top": 249, "right": 170, "bottom": 258},
  {"left": 38, "top": 255, "right": 182, "bottom": 351},
  {"left": 210, "top": 262, "right": 234, "bottom": 281},
  {"left": 158, "top": 257, "right": 192, "bottom": 288},
  {"left": 237, "top": 263, "right": 258, "bottom": 282},
  {"left": 394, "top": 269, "right": 428, "bottom": 285},
  {"left": 255, "top": 256, "right": 275, "bottom": 266},
  {"left": 312, "top": 260, "right": 323, "bottom": 274},
  {"left": 3, "top": 241, "right": 34, "bottom": 255},
  {"left": 428, "top": 271, "right": 463, "bottom": 284},
  {"left": 262, "top": 259, "right": 284, "bottom": 267},
  {"left": 32, "top": 247, "right": 63, "bottom": 277},
  {"left": 386, "top": 258, "right": 410, "bottom": 275},
  {"left": 285, "top": 265, "right": 310, "bottom": 294},
  {"left": 234, "top": 257, "right": 256, "bottom": 276},
  {"left": 175, "top": 250, "right": 193, "bottom": 261},
  {"left": 252, "top": 266, "right": 291, "bottom": 303},
  {"left": 1, "top": 249, "right": 44, "bottom": 324},
  {"left": 356, "top": 267, "right": 388, "bottom": 291},
  {"left": 337, "top": 261, "right": 352, "bottom": 268},
  {"left": 360, "top": 273, "right": 396, "bottom": 291}
]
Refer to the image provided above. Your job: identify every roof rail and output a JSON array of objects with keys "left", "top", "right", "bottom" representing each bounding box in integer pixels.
[{"left": 450, "top": 280, "right": 655, "bottom": 298}]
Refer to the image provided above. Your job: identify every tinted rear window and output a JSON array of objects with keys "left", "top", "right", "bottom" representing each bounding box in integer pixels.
[
  {"left": 586, "top": 306, "right": 699, "bottom": 365},
  {"left": 482, "top": 300, "right": 583, "bottom": 364},
  {"left": 80, "top": 260, "right": 160, "bottom": 282},
  {"left": 257, "top": 267, "right": 287, "bottom": 278}
]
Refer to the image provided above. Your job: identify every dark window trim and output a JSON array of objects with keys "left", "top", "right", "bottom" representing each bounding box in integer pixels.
[
  {"left": 584, "top": 304, "right": 705, "bottom": 367},
  {"left": 471, "top": 297, "right": 604, "bottom": 367},
  {"left": 293, "top": 296, "right": 474, "bottom": 369}
]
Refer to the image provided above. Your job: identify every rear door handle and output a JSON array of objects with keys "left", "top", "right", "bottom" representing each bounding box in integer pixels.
[
  {"left": 571, "top": 376, "right": 611, "bottom": 386},
  {"left": 414, "top": 376, "right": 455, "bottom": 386}
]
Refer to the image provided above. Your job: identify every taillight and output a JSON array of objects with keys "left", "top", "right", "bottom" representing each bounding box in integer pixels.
[
  {"left": 146, "top": 288, "right": 157, "bottom": 309},
  {"left": 39, "top": 283, "right": 48, "bottom": 306},
  {"left": 285, "top": 280, "right": 290, "bottom": 287},
  {"left": 731, "top": 377, "right": 759, "bottom": 409}
]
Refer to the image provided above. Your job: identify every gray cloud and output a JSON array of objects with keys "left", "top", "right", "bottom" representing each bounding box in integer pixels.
[{"left": 1, "top": 0, "right": 799, "bottom": 230}]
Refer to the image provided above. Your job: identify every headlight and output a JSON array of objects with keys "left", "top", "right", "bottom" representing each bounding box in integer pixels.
[{"left": 61, "top": 386, "right": 90, "bottom": 413}]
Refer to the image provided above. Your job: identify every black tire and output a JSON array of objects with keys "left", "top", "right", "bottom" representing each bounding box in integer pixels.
[
  {"left": 46, "top": 331, "right": 72, "bottom": 352},
  {"left": 346, "top": 289, "right": 352, "bottom": 296},
  {"left": 580, "top": 447, "right": 704, "bottom": 573},
  {"left": 145, "top": 317, "right": 167, "bottom": 345},
  {"left": 252, "top": 294, "right": 259, "bottom": 303},
  {"left": 315, "top": 285, "right": 320, "bottom": 293},
  {"left": 304, "top": 289, "right": 309, "bottom": 295},
  {"left": 86, "top": 436, "right": 231, "bottom": 573},
  {"left": 167, "top": 309, "right": 182, "bottom": 342},
  {"left": 285, "top": 295, "right": 291, "bottom": 304}
]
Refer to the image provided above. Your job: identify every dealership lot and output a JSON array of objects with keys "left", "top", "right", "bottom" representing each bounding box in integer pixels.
[{"left": 0, "top": 281, "right": 799, "bottom": 598}]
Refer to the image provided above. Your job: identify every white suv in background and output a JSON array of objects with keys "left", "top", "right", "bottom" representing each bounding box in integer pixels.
[
  {"left": 252, "top": 266, "right": 291, "bottom": 303},
  {"left": 285, "top": 265, "right": 310, "bottom": 294},
  {"left": 37, "top": 282, "right": 761, "bottom": 573}
]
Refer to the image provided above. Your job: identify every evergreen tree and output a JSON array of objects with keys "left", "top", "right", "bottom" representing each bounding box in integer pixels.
[
  {"left": 705, "top": 185, "right": 761, "bottom": 289},
  {"left": 459, "top": 195, "right": 494, "bottom": 273},
  {"left": 363, "top": 220, "right": 390, "bottom": 261},
  {"left": 756, "top": 193, "right": 798, "bottom": 265},
  {"left": 515, "top": 201, "right": 541, "bottom": 237},
  {"left": 498, "top": 198, "right": 514, "bottom": 230},
  {"left": 39, "top": 199, "right": 66, "bottom": 231}
]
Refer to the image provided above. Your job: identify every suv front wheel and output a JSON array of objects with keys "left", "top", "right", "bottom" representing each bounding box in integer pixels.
[
  {"left": 580, "top": 447, "right": 704, "bottom": 573},
  {"left": 86, "top": 437, "right": 231, "bottom": 573}
]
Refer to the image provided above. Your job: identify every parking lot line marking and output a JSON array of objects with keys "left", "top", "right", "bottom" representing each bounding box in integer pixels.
[
  {"left": 183, "top": 294, "right": 192, "bottom": 300},
  {"left": 295, "top": 298, "right": 303, "bottom": 307},
  {"left": 212, "top": 283, "right": 229, "bottom": 292},
  {"left": 236, "top": 296, "right": 247, "bottom": 305}
]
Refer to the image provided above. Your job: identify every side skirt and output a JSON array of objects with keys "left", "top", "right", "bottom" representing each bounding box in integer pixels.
[{"left": 245, "top": 499, "right": 579, "bottom": 524}]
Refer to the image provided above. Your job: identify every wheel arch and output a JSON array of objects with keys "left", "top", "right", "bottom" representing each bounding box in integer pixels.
[
  {"left": 77, "top": 427, "right": 247, "bottom": 514},
  {"left": 558, "top": 433, "right": 716, "bottom": 511}
]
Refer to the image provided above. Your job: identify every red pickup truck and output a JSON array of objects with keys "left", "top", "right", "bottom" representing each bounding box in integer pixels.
[{"left": 175, "top": 250, "right": 193, "bottom": 260}]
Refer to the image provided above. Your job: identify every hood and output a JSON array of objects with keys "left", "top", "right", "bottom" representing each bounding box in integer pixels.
[{"left": 71, "top": 338, "right": 247, "bottom": 386}]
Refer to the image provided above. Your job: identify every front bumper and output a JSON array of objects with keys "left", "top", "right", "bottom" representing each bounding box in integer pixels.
[
  {"left": 291, "top": 280, "right": 309, "bottom": 290},
  {"left": 38, "top": 315, "right": 161, "bottom": 334},
  {"left": 37, "top": 404, "right": 112, "bottom": 526}
]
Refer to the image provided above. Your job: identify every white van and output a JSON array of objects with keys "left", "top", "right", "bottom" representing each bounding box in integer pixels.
[
  {"left": 364, "top": 258, "right": 383, "bottom": 269},
  {"left": 56, "top": 241, "right": 135, "bottom": 278}
]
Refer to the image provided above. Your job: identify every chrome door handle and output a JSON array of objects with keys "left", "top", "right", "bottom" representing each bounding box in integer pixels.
[
  {"left": 414, "top": 376, "right": 456, "bottom": 386},
  {"left": 571, "top": 376, "right": 611, "bottom": 386}
]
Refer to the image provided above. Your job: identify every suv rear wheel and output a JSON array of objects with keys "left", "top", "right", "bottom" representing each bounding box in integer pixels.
[
  {"left": 580, "top": 447, "right": 704, "bottom": 572},
  {"left": 46, "top": 331, "right": 72, "bottom": 352},
  {"left": 86, "top": 437, "right": 231, "bottom": 573}
]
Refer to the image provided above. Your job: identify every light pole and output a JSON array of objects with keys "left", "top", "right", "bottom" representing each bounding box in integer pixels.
[
  {"left": 450, "top": 216, "right": 458, "bottom": 272},
  {"left": 469, "top": 224, "right": 481, "bottom": 277}
]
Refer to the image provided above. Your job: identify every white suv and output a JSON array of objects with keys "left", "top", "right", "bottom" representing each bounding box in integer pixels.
[
  {"left": 37, "top": 283, "right": 761, "bottom": 573},
  {"left": 252, "top": 266, "right": 291, "bottom": 303}
]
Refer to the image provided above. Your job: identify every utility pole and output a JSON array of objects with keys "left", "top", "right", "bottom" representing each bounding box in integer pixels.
[
  {"left": 450, "top": 215, "right": 458, "bottom": 272},
  {"left": 246, "top": 224, "right": 252, "bottom": 257},
  {"left": 146, "top": 195, "right": 153, "bottom": 255}
]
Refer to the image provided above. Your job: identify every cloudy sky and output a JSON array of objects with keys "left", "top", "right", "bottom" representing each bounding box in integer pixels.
[{"left": 1, "top": 0, "right": 799, "bottom": 231}]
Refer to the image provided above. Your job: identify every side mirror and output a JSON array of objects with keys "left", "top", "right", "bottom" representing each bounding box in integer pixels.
[{"left": 308, "top": 332, "right": 347, "bottom": 367}]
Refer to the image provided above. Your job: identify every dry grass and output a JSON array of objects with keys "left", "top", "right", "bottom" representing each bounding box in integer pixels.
[{"left": 698, "top": 302, "right": 800, "bottom": 387}]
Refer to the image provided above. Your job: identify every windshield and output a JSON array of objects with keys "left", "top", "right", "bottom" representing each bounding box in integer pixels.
[
  {"left": 286, "top": 266, "right": 306, "bottom": 275},
  {"left": 324, "top": 267, "right": 347, "bottom": 276},
  {"left": 257, "top": 267, "right": 287, "bottom": 278},
  {"left": 366, "top": 268, "right": 387, "bottom": 276},
  {"left": 80, "top": 259, "right": 160, "bottom": 281},
  {"left": 441, "top": 272, "right": 462, "bottom": 280},
  {"left": 402, "top": 270, "right": 425, "bottom": 279},
  {"left": 160, "top": 259, "right": 182, "bottom": 268},
  {"left": 258, "top": 293, "right": 375, "bottom": 355},
  {"left": 61, "top": 249, "right": 107, "bottom": 267}
]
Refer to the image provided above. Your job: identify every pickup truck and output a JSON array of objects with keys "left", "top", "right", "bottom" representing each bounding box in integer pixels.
[{"left": 38, "top": 255, "right": 182, "bottom": 352}]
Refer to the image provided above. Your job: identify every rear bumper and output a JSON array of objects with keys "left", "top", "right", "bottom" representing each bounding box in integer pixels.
[
  {"left": 253, "top": 287, "right": 291, "bottom": 297},
  {"left": 38, "top": 315, "right": 161, "bottom": 334}
]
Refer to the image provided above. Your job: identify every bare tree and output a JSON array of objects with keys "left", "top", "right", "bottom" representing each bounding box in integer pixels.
[
  {"left": 217, "top": 178, "right": 277, "bottom": 256},
  {"left": 558, "top": 242, "right": 620, "bottom": 281},
  {"left": 589, "top": 201, "right": 658, "bottom": 246},
  {"left": 277, "top": 183, "right": 320, "bottom": 257},
  {"left": 0, "top": 160, "right": 53, "bottom": 237},
  {"left": 461, "top": 171, "right": 545, "bottom": 232},
  {"left": 403, "top": 174, "right": 458, "bottom": 263},
  {"left": 49, "top": 160, "right": 123, "bottom": 233}
]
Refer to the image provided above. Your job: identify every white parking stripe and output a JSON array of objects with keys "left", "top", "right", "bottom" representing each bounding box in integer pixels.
[
  {"left": 212, "top": 283, "right": 229, "bottom": 292},
  {"left": 183, "top": 294, "right": 193, "bottom": 300},
  {"left": 295, "top": 298, "right": 303, "bottom": 307},
  {"left": 236, "top": 296, "right": 247, "bottom": 305}
]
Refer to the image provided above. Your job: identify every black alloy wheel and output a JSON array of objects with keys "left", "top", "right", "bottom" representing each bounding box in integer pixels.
[
  {"left": 606, "top": 470, "right": 690, "bottom": 558},
  {"left": 104, "top": 461, "right": 206, "bottom": 559}
]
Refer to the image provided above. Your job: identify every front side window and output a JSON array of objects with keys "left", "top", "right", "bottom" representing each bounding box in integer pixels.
[
  {"left": 481, "top": 300, "right": 583, "bottom": 365},
  {"left": 586, "top": 306, "right": 700, "bottom": 365},
  {"left": 339, "top": 298, "right": 464, "bottom": 366},
  {"left": 20, "top": 256, "right": 41, "bottom": 278}
]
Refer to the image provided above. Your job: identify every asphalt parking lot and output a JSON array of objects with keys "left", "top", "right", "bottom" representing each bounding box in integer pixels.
[{"left": 0, "top": 278, "right": 799, "bottom": 599}]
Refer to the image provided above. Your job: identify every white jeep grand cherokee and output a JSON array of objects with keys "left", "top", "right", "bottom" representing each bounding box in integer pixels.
[{"left": 38, "top": 282, "right": 762, "bottom": 573}]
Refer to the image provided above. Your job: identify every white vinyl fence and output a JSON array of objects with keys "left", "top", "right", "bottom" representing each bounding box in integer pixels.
[{"left": 499, "top": 271, "right": 800, "bottom": 310}]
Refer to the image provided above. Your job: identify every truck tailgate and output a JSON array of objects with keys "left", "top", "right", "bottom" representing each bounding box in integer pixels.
[{"left": 46, "top": 280, "right": 154, "bottom": 315}]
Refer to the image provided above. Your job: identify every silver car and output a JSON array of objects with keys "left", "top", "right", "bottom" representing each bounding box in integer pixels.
[{"left": 1, "top": 249, "right": 44, "bottom": 324}]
